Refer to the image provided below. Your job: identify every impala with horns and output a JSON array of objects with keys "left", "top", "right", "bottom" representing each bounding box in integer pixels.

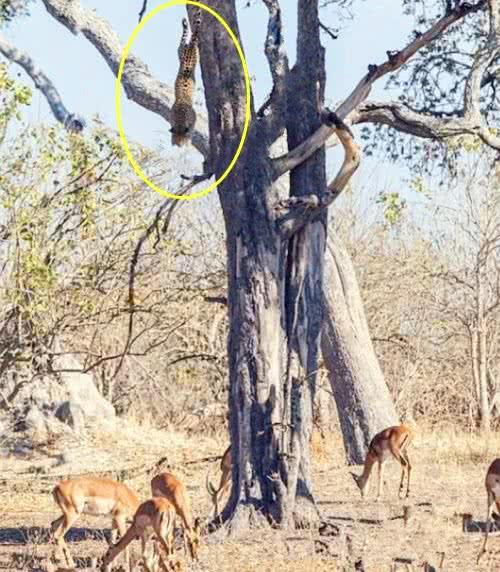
[{"left": 205, "top": 445, "right": 231, "bottom": 518}]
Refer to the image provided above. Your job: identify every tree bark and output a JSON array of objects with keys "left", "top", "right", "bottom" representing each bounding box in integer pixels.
[
  {"left": 278, "top": 0, "right": 327, "bottom": 527},
  {"left": 321, "top": 235, "right": 398, "bottom": 464},
  {"left": 201, "top": 0, "right": 328, "bottom": 533}
]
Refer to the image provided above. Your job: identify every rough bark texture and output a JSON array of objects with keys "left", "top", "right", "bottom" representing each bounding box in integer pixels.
[
  {"left": 321, "top": 236, "right": 398, "bottom": 464},
  {"left": 279, "top": 0, "right": 326, "bottom": 527}
]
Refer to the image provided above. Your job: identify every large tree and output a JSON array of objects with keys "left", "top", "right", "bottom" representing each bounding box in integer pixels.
[{"left": 3, "top": 0, "right": 500, "bottom": 530}]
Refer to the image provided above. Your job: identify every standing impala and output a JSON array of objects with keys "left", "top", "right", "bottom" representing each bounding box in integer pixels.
[
  {"left": 205, "top": 445, "right": 231, "bottom": 518},
  {"left": 150, "top": 471, "right": 201, "bottom": 560},
  {"left": 478, "top": 458, "right": 500, "bottom": 562},
  {"left": 350, "top": 424, "right": 414, "bottom": 501},
  {"left": 101, "top": 497, "right": 179, "bottom": 572},
  {"left": 50, "top": 476, "right": 140, "bottom": 568}
]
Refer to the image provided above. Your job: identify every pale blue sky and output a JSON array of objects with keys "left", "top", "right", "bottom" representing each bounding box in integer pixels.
[{"left": 4, "top": 0, "right": 417, "bottom": 205}]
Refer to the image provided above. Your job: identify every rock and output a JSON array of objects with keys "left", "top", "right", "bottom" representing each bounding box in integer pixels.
[
  {"left": 55, "top": 401, "right": 86, "bottom": 432},
  {"left": 52, "top": 352, "right": 116, "bottom": 427},
  {"left": 25, "top": 406, "right": 50, "bottom": 444},
  {"left": 2, "top": 342, "right": 116, "bottom": 447}
]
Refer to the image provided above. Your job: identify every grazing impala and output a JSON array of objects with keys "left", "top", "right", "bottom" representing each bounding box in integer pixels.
[
  {"left": 350, "top": 424, "right": 414, "bottom": 501},
  {"left": 205, "top": 445, "right": 231, "bottom": 518},
  {"left": 50, "top": 476, "right": 140, "bottom": 568},
  {"left": 102, "top": 497, "right": 178, "bottom": 572},
  {"left": 478, "top": 458, "right": 500, "bottom": 562},
  {"left": 150, "top": 471, "right": 201, "bottom": 560}
]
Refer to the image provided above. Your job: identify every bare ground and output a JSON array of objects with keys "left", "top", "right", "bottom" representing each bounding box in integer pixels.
[{"left": 1, "top": 422, "right": 500, "bottom": 571}]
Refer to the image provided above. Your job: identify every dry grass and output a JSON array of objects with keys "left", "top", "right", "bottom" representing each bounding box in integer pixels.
[{"left": 2, "top": 422, "right": 500, "bottom": 571}]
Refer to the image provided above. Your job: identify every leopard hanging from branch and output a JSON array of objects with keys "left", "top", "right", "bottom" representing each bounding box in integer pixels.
[{"left": 170, "top": 9, "right": 202, "bottom": 147}]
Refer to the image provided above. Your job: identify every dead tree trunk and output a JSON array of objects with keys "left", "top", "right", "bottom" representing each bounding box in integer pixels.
[{"left": 321, "top": 235, "right": 398, "bottom": 464}]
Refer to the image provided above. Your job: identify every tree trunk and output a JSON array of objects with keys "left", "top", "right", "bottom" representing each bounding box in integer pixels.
[
  {"left": 196, "top": 0, "right": 326, "bottom": 532},
  {"left": 321, "top": 235, "right": 398, "bottom": 464}
]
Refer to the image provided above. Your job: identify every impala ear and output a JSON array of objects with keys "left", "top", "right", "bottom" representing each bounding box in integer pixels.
[{"left": 349, "top": 472, "right": 360, "bottom": 485}]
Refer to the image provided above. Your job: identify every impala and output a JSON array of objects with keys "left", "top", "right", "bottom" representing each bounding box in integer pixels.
[
  {"left": 50, "top": 476, "right": 140, "bottom": 568},
  {"left": 350, "top": 424, "right": 413, "bottom": 501},
  {"left": 101, "top": 497, "right": 178, "bottom": 572},
  {"left": 205, "top": 445, "right": 231, "bottom": 518},
  {"left": 478, "top": 458, "right": 500, "bottom": 562},
  {"left": 150, "top": 471, "right": 201, "bottom": 560}
]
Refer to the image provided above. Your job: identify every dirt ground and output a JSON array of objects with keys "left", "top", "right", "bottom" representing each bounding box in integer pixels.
[{"left": 1, "top": 422, "right": 500, "bottom": 571}]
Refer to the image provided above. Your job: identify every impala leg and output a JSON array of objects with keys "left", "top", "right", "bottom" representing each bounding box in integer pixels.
[
  {"left": 479, "top": 490, "right": 495, "bottom": 562},
  {"left": 51, "top": 510, "right": 79, "bottom": 568},
  {"left": 115, "top": 516, "right": 130, "bottom": 569},
  {"left": 153, "top": 522, "right": 175, "bottom": 572},
  {"left": 393, "top": 450, "right": 409, "bottom": 499},
  {"left": 49, "top": 516, "right": 65, "bottom": 563},
  {"left": 141, "top": 531, "right": 156, "bottom": 572},
  {"left": 402, "top": 451, "right": 411, "bottom": 498},
  {"left": 376, "top": 460, "right": 384, "bottom": 502}
]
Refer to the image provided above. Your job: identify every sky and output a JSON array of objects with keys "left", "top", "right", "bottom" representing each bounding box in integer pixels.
[{"left": 3, "top": 0, "right": 418, "bottom": 210}]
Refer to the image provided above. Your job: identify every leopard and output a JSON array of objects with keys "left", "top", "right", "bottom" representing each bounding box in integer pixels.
[{"left": 170, "top": 9, "right": 202, "bottom": 147}]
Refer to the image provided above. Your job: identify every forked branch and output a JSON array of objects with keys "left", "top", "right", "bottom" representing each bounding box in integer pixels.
[
  {"left": 352, "top": 100, "right": 500, "bottom": 150},
  {"left": 272, "top": 0, "right": 487, "bottom": 178},
  {"left": 274, "top": 111, "right": 360, "bottom": 238},
  {"left": 41, "top": 0, "right": 209, "bottom": 157}
]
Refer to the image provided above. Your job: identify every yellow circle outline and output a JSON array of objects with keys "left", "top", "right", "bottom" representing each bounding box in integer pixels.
[{"left": 115, "top": 0, "right": 251, "bottom": 200}]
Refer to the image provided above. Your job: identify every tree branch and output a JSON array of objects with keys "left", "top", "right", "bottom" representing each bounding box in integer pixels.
[
  {"left": 274, "top": 111, "right": 360, "bottom": 238},
  {"left": 272, "top": 0, "right": 487, "bottom": 178},
  {"left": 138, "top": 0, "right": 148, "bottom": 23},
  {"left": 488, "top": 0, "right": 500, "bottom": 39},
  {"left": 41, "top": 0, "right": 209, "bottom": 157},
  {"left": 256, "top": 0, "right": 289, "bottom": 142},
  {"left": 0, "top": 33, "right": 85, "bottom": 132},
  {"left": 351, "top": 100, "right": 500, "bottom": 150}
]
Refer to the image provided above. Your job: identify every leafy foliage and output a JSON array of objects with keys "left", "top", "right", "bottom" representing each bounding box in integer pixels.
[{"left": 0, "top": 63, "right": 31, "bottom": 143}]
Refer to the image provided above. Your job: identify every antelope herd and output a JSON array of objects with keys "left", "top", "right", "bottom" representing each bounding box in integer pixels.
[{"left": 46, "top": 424, "right": 500, "bottom": 569}]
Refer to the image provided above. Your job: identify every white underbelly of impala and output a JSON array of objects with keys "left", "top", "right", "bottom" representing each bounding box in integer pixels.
[{"left": 82, "top": 498, "right": 115, "bottom": 515}]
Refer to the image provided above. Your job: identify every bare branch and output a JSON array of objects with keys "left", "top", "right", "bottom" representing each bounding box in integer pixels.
[
  {"left": 138, "top": 0, "right": 148, "bottom": 23},
  {"left": 352, "top": 100, "right": 500, "bottom": 150},
  {"left": 464, "top": 44, "right": 500, "bottom": 122},
  {"left": 274, "top": 111, "right": 360, "bottom": 238},
  {"left": 122, "top": 171, "right": 213, "bottom": 380},
  {"left": 488, "top": 0, "right": 500, "bottom": 38},
  {"left": 272, "top": 0, "right": 487, "bottom": 177},
  {"left": 41, "top": 0, "right": 209, "bottom": 157},
  {"left": 0, "top": 34, "right": 85, "bottom": 132},
  {"left": 319, "top": 20, "right": 338, "bottom": 41},
  {"left": 256, "top": 0, "right": 289, "bottom": 141}
]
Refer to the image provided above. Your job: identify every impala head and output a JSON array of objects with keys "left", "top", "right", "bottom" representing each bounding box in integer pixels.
[
  {"left": 184, "top": 517, "right": 201, "bottom": 560},
  {"left": 101, "top": 544, "right": 118, "bottom": 570},
  {"left": 350, "top": 472, "right": 367, "bottom": 498}
]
